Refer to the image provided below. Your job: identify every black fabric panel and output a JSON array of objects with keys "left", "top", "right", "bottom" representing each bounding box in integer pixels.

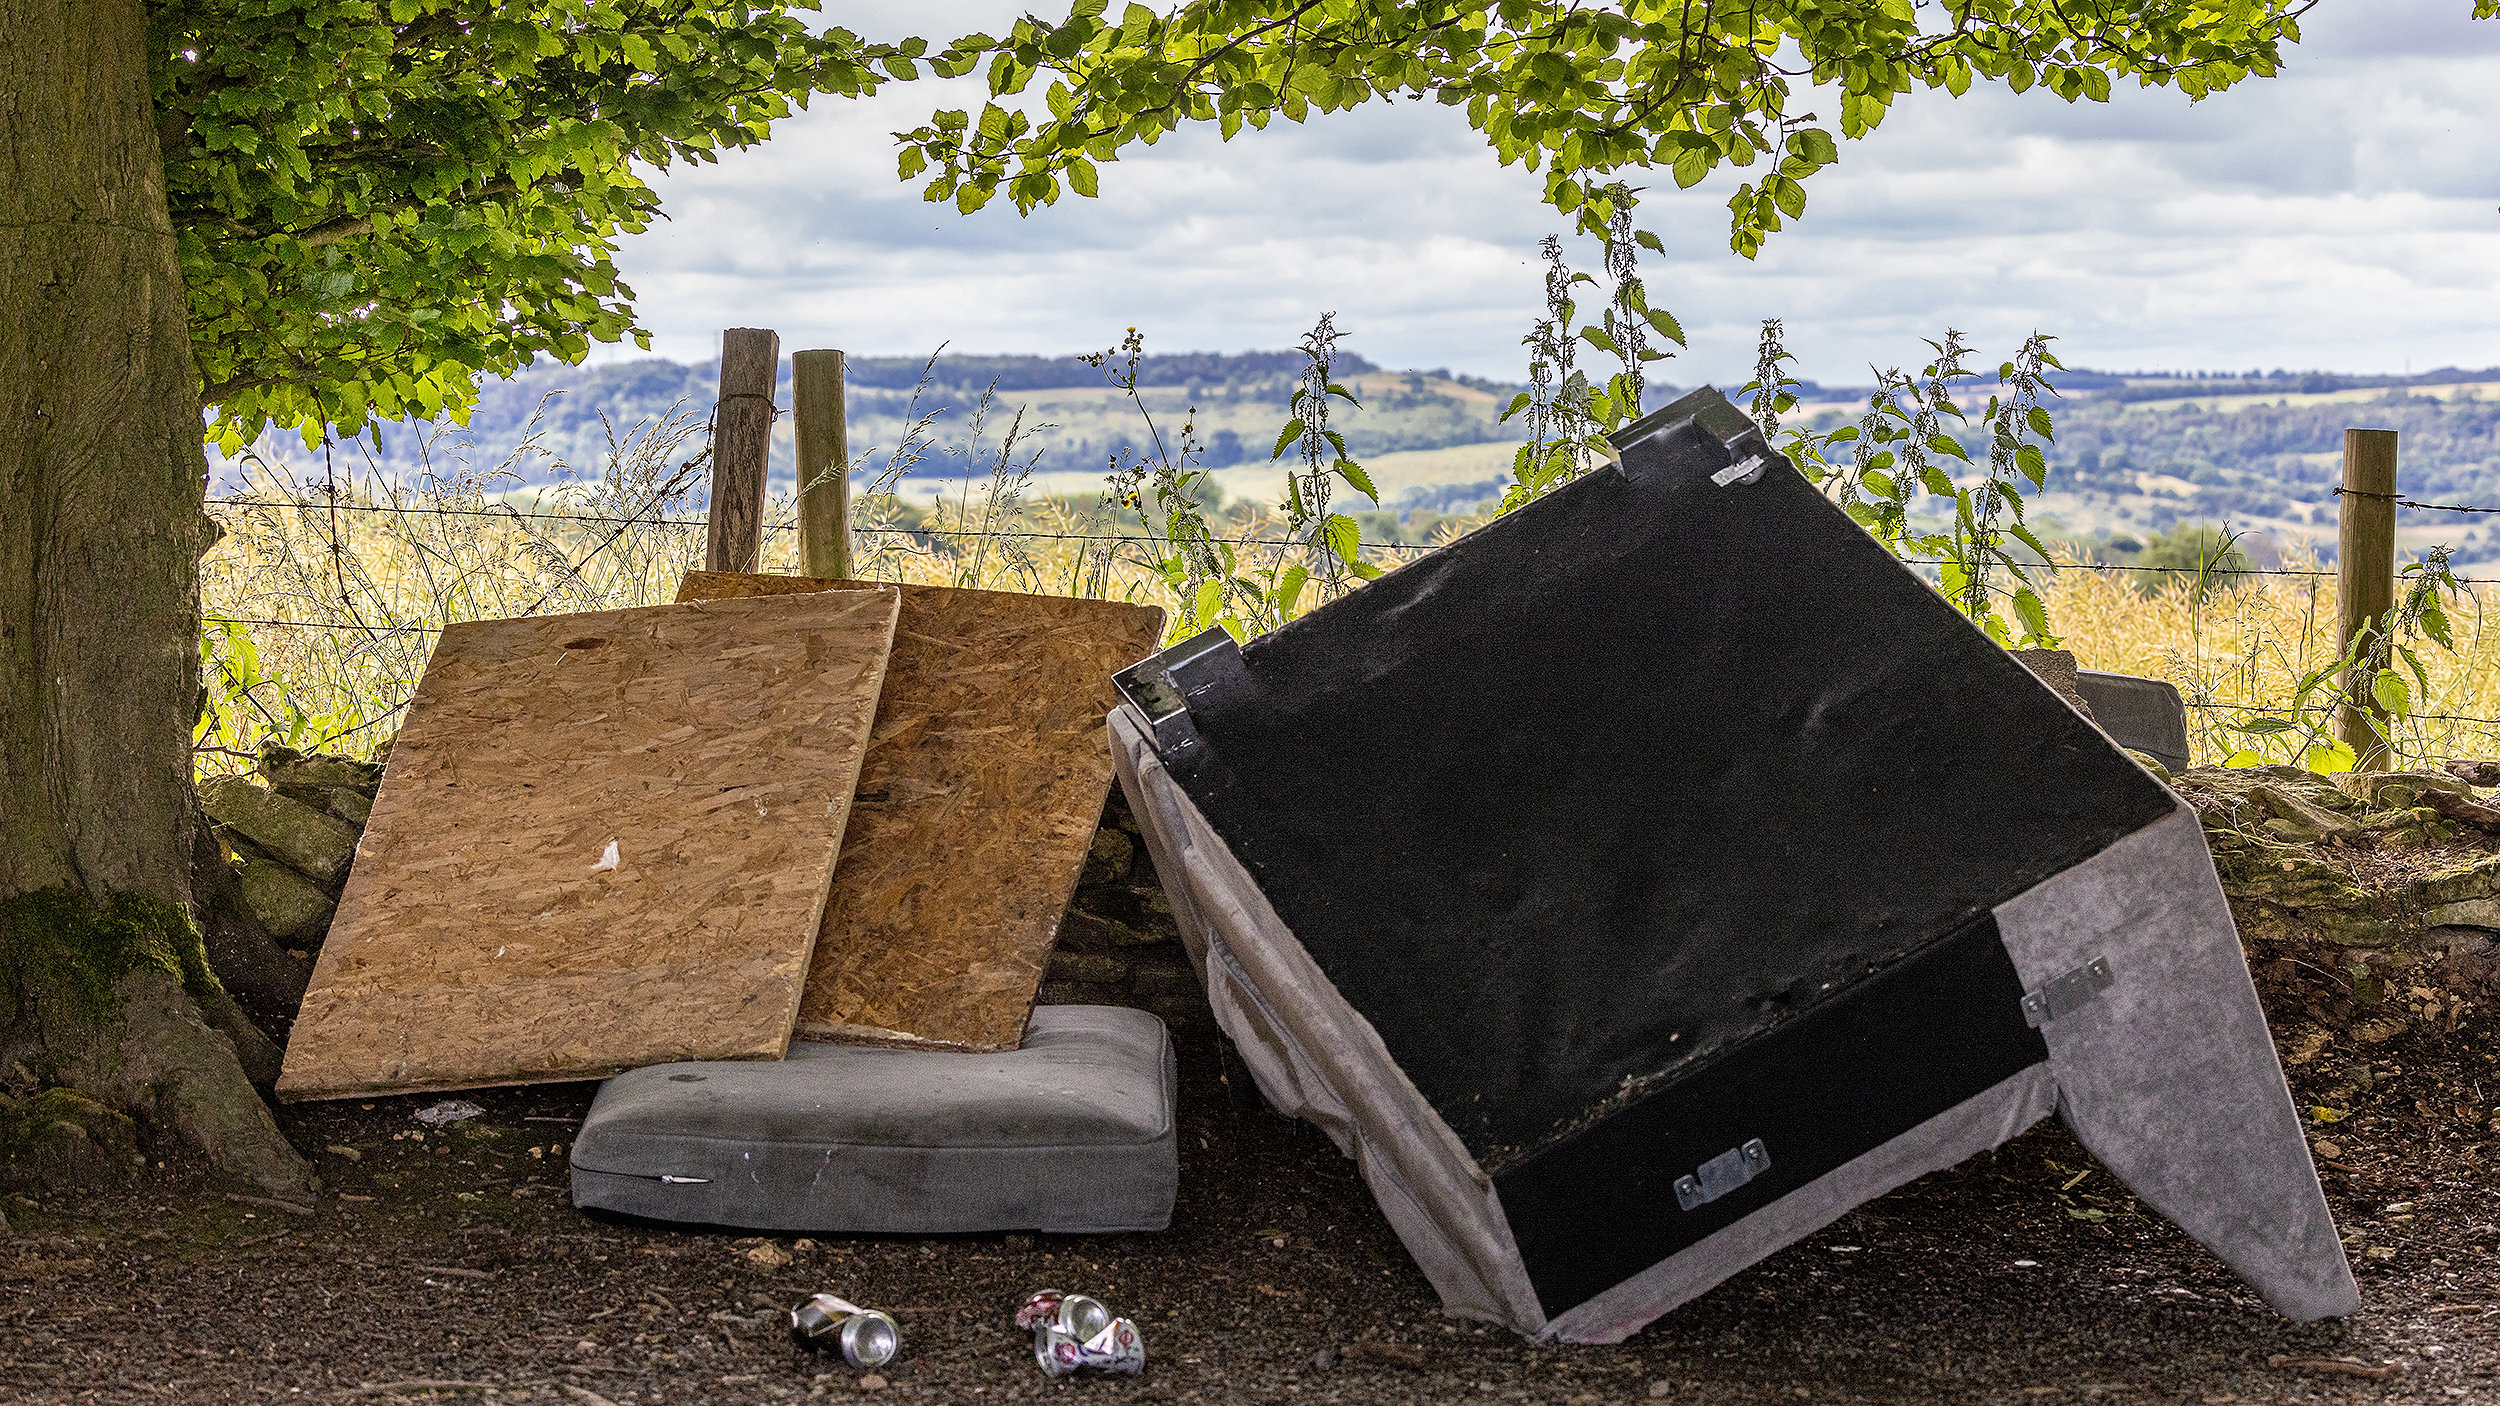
[
  {"left": 1490, "top": 912, "right": 2048, "bottom": 1319},
  {"left": 1159, "top": 392, "right": 2172, "bottom": 1168}
]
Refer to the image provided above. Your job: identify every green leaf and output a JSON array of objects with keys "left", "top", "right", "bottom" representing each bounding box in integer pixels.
[
  {"left": 2421, "top": 602, "right": 2456, "bottom": 651},
  {"left": 1321, "top": 513, "right": 1363, "bottom": 567},
  {"left": 2235, "top": 716, "right": 2299, "bottom": 734},
  {"left": 1499, "top": 391, "right": 1533, "bottom": 422},
  {"left": 2026, "top": 405, "right": 2055, "bottom": 439},
  {"left": 2373, "top": 668, "right": 2412, "bottom": 717},
  {"left": 1270, "top": 421, "right": 1303, "bottom": 461},
  {"left": 2014, "top": 443, "right": 2047, "bottom": 487},
  {"left": 2305, "top": 740, "right": 2359, "bottom": 776},
  {"left": 1275, "top": 563, "right": 1309, "bottom": 616},
  {"left": 2012, "top": 587, "right": 2052, "bottom": 644},
  {"left": 1337, "top": 457, "right": 1380, "bottom": 504}
]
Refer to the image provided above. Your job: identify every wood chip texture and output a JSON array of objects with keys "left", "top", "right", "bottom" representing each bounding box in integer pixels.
[
  {"left": 675, "top": 572, "right": 1165, "bottom": 1052},
  {"left": 275, "top": 589, "right": 901, "bottom": 1102}
]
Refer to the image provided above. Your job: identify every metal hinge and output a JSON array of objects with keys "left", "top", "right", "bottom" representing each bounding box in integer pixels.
[
  {"left": 1674, "top": 1138, "right": 1771, "bottom": 1211},
  {"left": 2020, "top": 957, "right": 2114, "bottom": 1028}
]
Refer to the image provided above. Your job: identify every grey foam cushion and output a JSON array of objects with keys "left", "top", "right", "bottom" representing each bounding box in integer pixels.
[
  {"left": 2077, "top": 669, "right": 2191, "bottom": 774},
  {"left": 569, "top": 1005, "right": 1177, "bottom": 1234}
]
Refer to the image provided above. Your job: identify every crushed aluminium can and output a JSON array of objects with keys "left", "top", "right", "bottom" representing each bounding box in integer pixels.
[
  {"left": 788, "top": 1293, "right": 900, "bottom": 1368},
  {"left": 1020, "top": 1291, "right": 1142, "bottom": 1377},
  {"left": 1033, "top": 1315, "right": 1146, "bottom": 1377}
]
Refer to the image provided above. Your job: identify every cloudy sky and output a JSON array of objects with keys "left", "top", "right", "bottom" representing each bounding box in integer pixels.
[{"left": 603, "top": 1, "right": 2500, "bottom": 386}]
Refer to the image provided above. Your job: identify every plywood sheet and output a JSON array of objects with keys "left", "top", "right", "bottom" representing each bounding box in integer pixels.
[
  {"left": 676, "top": 572, "right": 1165, "bottom": 1052},
  {"left": 275, "top": 588, "right": 902, "bottom": 1102}
]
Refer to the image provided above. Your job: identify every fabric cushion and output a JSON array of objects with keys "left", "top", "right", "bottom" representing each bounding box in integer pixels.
[{"left": 569, "top": 1005, "right": 1177, "bottom": 1234}]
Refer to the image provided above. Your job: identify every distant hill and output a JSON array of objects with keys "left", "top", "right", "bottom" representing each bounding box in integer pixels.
[
  {"left": 222, "top": 356, "right": 2500, "bottom": 562},
  {"left": 291, "top": 349, "right": 1524, "bottom": 495}
]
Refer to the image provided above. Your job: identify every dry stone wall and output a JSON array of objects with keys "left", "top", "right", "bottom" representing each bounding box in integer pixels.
[
  {"left": 1039, "top": 787, "right": 1215, "bottom": 1034},
  {"left": 2170, "top": 757, "right": 2500, "bottom": 1082}
]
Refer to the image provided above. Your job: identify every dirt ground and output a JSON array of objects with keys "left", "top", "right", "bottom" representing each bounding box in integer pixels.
[{"left": 7, "top": 1018, "right": 2500, "bottom": 1406}]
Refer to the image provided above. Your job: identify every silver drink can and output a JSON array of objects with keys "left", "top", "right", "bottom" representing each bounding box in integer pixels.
[{"left": 789, "top": 1293, "right": 900, "bottom": 1368}]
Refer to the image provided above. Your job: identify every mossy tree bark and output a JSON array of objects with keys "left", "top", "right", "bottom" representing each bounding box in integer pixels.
[{"left": 0, "top": 0, "right": 309, "bottom": 1197}]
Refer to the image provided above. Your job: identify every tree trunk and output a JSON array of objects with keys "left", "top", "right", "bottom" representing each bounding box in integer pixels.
[{"left": 0, "top": 0, "right": 309, "bottom": 1196}]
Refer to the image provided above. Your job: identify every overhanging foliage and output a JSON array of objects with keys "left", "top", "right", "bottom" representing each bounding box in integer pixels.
[
  {"left": 899, "top": 1, "right": 2311, "bottom": 252},
  {"left": 153, "top": 0, "right": 910, "bottom": 445}
]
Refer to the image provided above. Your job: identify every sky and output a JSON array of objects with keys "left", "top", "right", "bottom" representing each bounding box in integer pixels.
[{"left": 599, "top": 1, "right": 2500, "bottom": 386}]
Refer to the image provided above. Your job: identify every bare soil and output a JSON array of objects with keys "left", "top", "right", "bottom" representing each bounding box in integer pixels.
[{"left": 7, "top": 1014, "right": 2500, "bottom": 1406}]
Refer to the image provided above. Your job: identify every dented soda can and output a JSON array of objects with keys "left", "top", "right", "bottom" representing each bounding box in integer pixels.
[
  {"left": 1016, "top": 1288, "right": 1111, "bottom": 1341},
  {"left": 1033, "top": 1315, "right": 1146, "bottom": 1377},
  {"left": 788, "top": 1294, "right": 900, "bottom": 1369}
]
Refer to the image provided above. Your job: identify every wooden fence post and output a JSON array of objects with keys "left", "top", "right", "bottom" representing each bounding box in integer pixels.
[
  {"left": 705, "top": 327, "right": 779, "bottom": 574},
  {"left": 2337, "top": 428, "right": 2400, "bottom": 769},
  {"left": 792, "top": 349, "right": 851, "bottom": 580}
]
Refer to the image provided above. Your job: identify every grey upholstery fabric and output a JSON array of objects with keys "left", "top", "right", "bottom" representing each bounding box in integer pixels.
[
  {"left": 568, "top": 1005, "right": 1177, "bottom": 1234},
  {"left": 1996, "top": 805, "right": 2359, "bottom": 1319},
  {"left": 1115, "top": 708, "right": 2359, "bottom": 1340},
  {"left": 2077, "top": 670, "right": 2192, "bottom": 774}
]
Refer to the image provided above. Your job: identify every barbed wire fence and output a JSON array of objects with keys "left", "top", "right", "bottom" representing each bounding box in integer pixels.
[{"left": 197, "top": 487, "right": 2500, "bottom": 758}]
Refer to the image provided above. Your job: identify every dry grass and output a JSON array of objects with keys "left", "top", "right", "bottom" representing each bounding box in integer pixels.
[
  {"left": 2042, "top": 551, "right": 2500, "bottom": 768},
  {"left": 196, "top": 403, "right": 1417, "bottom": 772},
  {"left": 201, "top": 407, "right": 2500, "bottom": 777}
]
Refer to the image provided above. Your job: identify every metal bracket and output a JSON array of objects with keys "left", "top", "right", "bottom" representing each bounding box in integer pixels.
[
  {"left": 2021, "top": 957, "right": 2114, "bottom": 1028},
  {"left": 1673, "top": 1138, "right": 1771, "bottom": 1211},
  {"left": 1711, "top": 454, "right": 1768, "bottom": 487},
  {"left": 1112, "top": 627, "right": 1247, "bottom": 759},
  {"left": 1605, "top": 386, "right": 1787, "bottom": 489}
]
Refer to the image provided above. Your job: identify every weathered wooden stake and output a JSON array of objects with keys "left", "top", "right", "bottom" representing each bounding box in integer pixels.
[
  {"left": 705, "top": 327, "right": 779, "bottom": 574},
  {"left": 792, "top": 349, "right": 851, "bottom": 580},
  {"left": 2337, "top": 427, "right": 2400, "bottom": 769}
]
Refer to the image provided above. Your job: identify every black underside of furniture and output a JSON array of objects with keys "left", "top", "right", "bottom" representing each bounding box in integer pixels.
[
  {"left": 1490, "top": 911, "right": 2048, "bottom": 1319},
  {"left": 1158, "top": 390, "right": 2171, "bottom": 1168}
]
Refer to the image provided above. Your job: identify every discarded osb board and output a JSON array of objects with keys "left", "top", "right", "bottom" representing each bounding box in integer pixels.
[
  {"left": 676, "top": 572, "right": 1166, "bottom": 1052},
  {"left": 275, "top": 588, "right": 902, "bottom": 1102}
]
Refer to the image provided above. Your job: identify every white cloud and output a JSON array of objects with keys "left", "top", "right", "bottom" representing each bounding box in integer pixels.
[{"left": 604, "top": 0, "right": 2500, "bottom": 386}]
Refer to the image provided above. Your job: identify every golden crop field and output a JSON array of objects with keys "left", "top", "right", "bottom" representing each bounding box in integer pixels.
[{"left": 198, "top": 430, "right": 2500, "bottom": 778}]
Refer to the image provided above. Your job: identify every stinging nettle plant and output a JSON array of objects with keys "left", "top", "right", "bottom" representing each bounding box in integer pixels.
[
  {"left": 1747, "top": 321, "right": 2067, "bottom": 649},
  {"left": 1087, "top": 318, "right": 1384, "bottom": 642},
  {"left": 1499, "top": 206, "right": 1686, "bottom": 510},
  {"left": 2216, "top": 544, "right": 2467, "bottom": 774}
]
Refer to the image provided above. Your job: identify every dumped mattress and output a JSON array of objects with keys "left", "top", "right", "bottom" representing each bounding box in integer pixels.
[
  {"left": 569, "top": 1005, "right": 1177, "bottom": 1234},
  {"left": 1109, "top": 386, "right": 2357, "bottom": 1341}
]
